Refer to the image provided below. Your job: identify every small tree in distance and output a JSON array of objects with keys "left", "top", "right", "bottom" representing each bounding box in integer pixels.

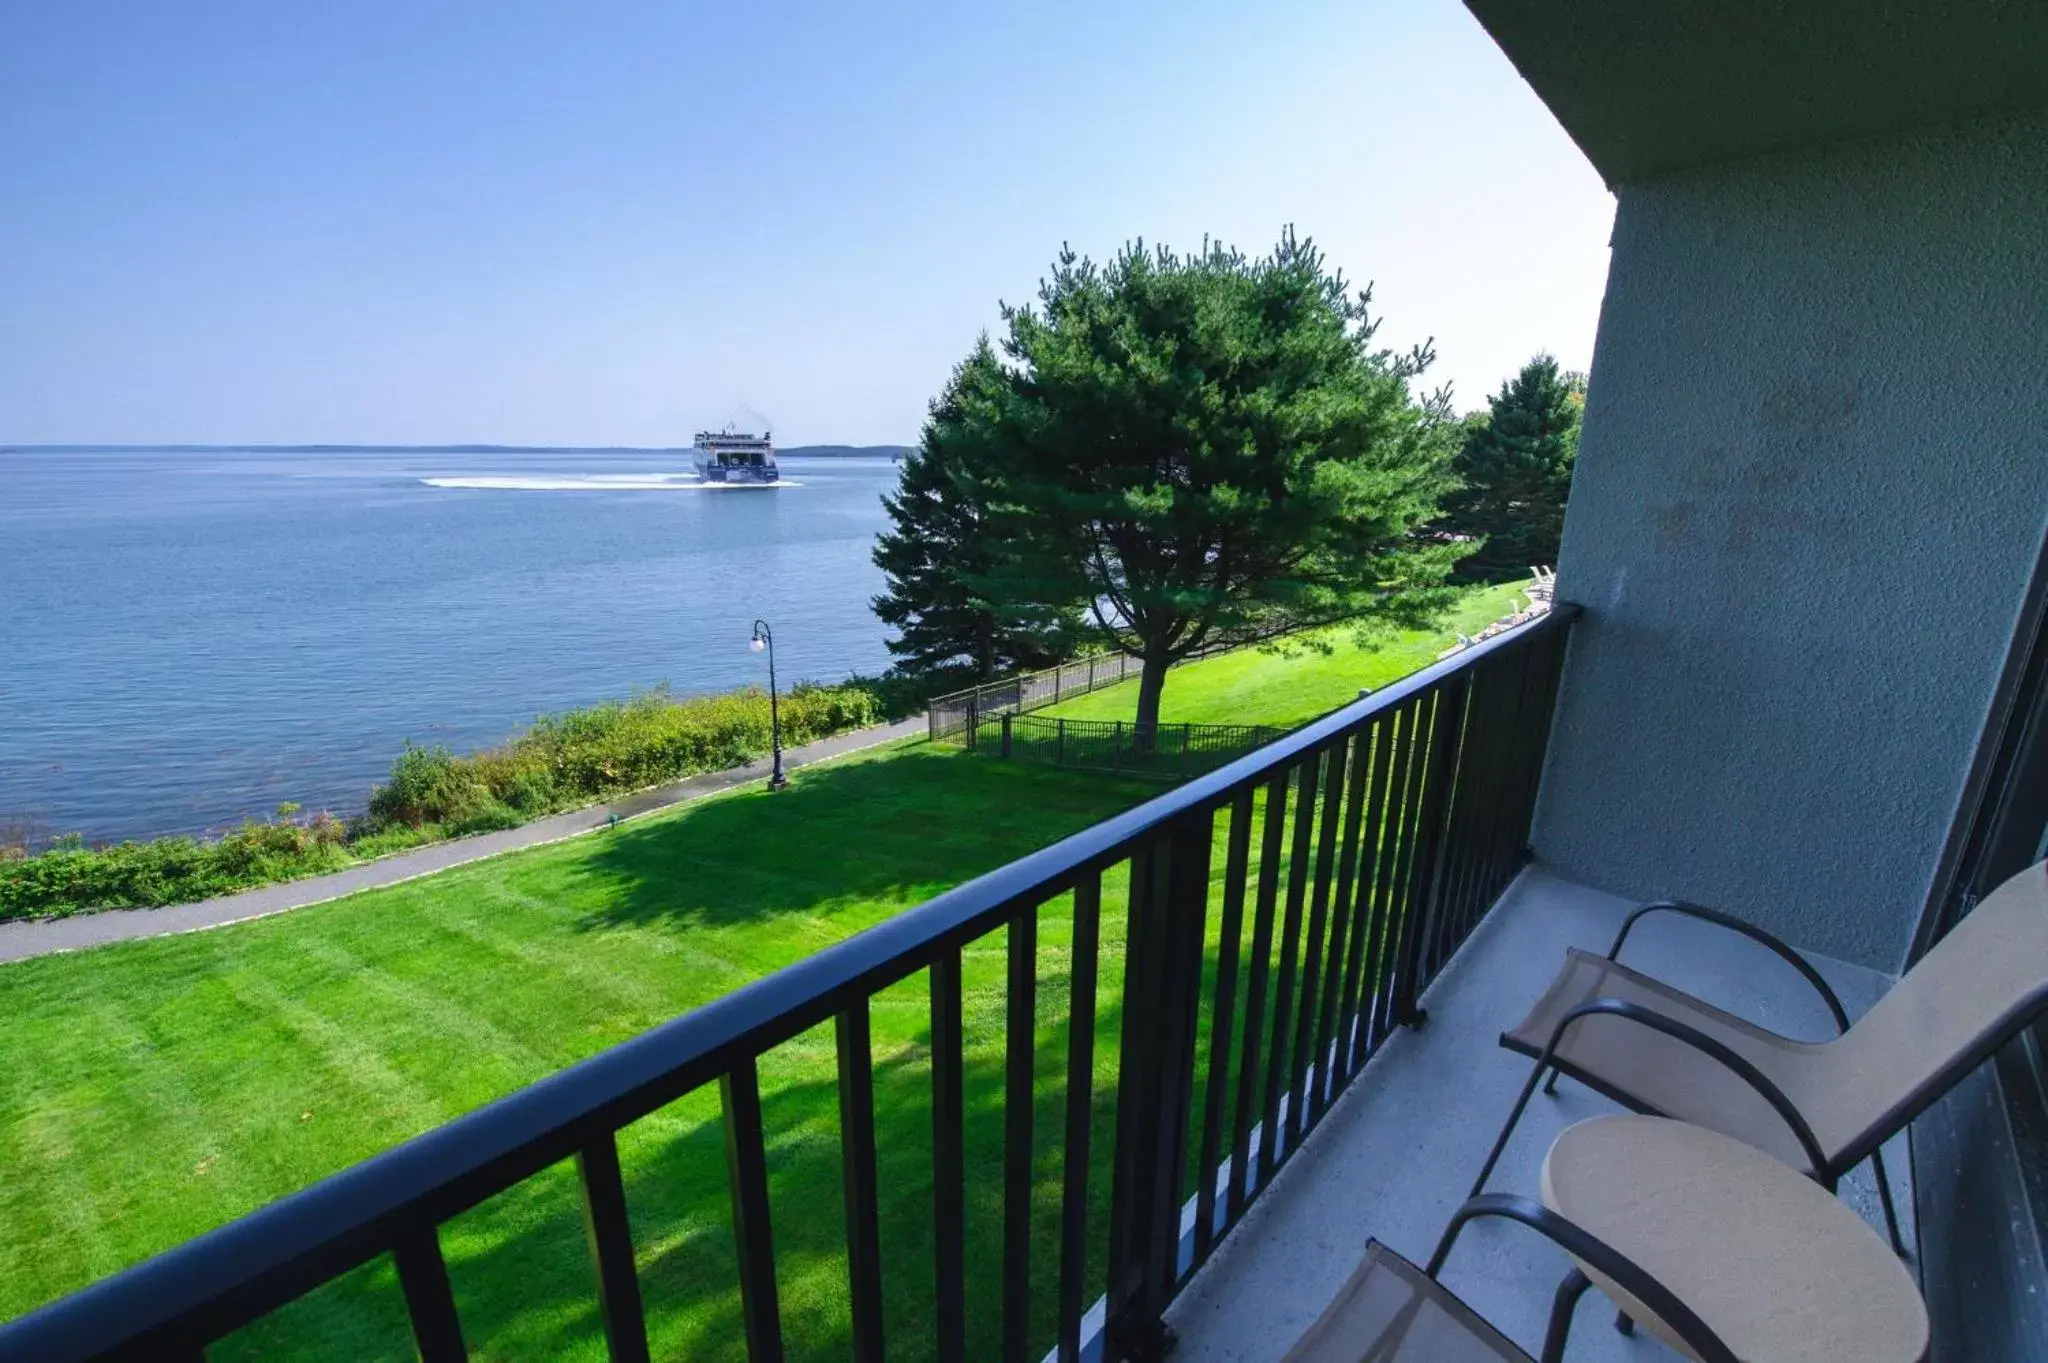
[
  {"left": 871, "top": 338, "right": 1078, "bottom": 682},
  {"left": 1438, "top": 355, "right": 1584, "bottom": 581},
  {"left": 964, "top": 231, "right": 1466, "bottom": 740}
]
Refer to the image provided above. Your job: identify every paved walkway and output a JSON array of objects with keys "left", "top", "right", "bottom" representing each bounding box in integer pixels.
[{"left": 0, "top": 716, "right": 928, "bottom": 965}]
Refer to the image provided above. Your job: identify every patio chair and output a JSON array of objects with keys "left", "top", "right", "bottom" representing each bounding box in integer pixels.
[
  {"left": 1284, "top": 1116, "right": 1925, "bottom": 1363},
  {"left": 1469, "top": 859, "right": 2048, "bottom": 1258}
]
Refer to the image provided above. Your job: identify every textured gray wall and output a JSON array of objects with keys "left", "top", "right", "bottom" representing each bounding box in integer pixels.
[{"left": 1535, "top": 110, "right": 2048, "bottom": 970}]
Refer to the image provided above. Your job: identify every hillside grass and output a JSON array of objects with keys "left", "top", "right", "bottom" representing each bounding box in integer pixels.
[
  {"left": 0, "top": 593, "right": 1510, "bottom": 1357},
  {"left": 1043, "top": 580, "right": 1532, "bottom": 729},
  {"left": 0, "top": 743, "right": 1326, "bottom": 1362}
]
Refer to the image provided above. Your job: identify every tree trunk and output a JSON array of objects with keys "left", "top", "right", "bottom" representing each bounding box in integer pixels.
[{"left": 1133, "top": 652, "right": 1169, "bottom": 752}]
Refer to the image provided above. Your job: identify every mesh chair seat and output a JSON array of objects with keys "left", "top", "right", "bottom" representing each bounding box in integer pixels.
[
  {"left": 1501, "top": 947, "right": 1835, "bottom": 1168},
  {"left": 1279, "top": 1241, "right": 1531, "bottom": 1363}
]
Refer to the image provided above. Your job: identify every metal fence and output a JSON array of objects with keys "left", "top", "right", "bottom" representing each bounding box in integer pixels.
[
  {"left": 960, "top": 711, "right": 1287, "bottom": 781},
  {"left": 0, "top": 608, "right": 1576, "bottom": 1363},
  {"left": 927, "top": 652, "right": 1145, "bottom": 741}
]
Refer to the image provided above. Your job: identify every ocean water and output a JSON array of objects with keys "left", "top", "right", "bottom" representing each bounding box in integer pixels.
[{"left": 0, "top": 447, "right": 902, "bottom": 845}]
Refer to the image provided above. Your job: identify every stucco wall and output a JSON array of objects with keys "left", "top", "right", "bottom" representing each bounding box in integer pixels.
[{"left": 1535, "top": 110, "right": 2048, "bottom": 970}]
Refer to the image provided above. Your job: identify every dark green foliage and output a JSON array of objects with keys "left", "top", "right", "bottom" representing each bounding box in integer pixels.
[
  {"left": 1438, "top": 354, "right": 1584, "bottom": 581},
  {"left": 0, "top": 682, "right": 889, "bottom": 921},
  {"left": 366, "top": 743, "right": 481, "bottom": 828},
  {"left": 0, "top": 809, "right": 353, "bottom": 920},
  {"left": 872, "top": 339, "right": 1080, "bottom": 679},
  {"left": 962, "top": 231, "right": 1467, "bottom": 735},
  {"left": 365, "top": 682, "right": 885, "bottom": 829},
  {"left": 839, "top": 667, "right": 979, "bottom": 718}
]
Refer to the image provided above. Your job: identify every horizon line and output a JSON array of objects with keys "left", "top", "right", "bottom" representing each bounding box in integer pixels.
[{"left": 0, "top": 441, "right": 915, "bottom": 454}]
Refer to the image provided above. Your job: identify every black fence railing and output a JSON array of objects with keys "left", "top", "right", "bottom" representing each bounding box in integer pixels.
[
  {"left": 926, "top": 652, "right": 1144, "bottom": 741},
  {"left": 955, "top": 711, "right": 1287, "bottom": 781},
  {"left": 0, "top": 607, "right": 1576, "bottom": 1363}
]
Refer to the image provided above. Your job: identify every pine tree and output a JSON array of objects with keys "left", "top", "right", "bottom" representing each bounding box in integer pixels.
[
  {"left": 1439, "top": 355, "right": 1584, "bottom": 581},
  {"left": 971, "top": 232, "right": 1465, "bottom": 740},
  {"left": 871, "top": 338, "right": 1076, "bottom": 680}
]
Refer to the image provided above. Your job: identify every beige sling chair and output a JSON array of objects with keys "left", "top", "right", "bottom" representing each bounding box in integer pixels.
[
  {"left": 1468, "top": 859, "right": 2048, "bottom": 1259},
  {"left": 1283, "top": 1116, "right": 1926, "bottom": 1363}
]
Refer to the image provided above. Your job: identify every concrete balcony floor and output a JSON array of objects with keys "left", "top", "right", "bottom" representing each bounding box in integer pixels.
[{"left": 1164, "top": 870, "right": 1913, "bottom": 1362}]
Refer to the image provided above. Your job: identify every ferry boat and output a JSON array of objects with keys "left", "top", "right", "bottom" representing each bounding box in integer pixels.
[{"left": 692, "top": 429, "right": 780, "bottom": 484}]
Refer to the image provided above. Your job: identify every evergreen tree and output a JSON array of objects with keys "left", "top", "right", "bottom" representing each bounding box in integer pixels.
[
  {"left": 1439, "top": 355, "right": 1584, "bottom": 581},
  {"left": 871, "top": 338, "right": 1076, "bottom": 680},
  {"left": 968, "top": 231, "right": 1465, "bottom": 740}
]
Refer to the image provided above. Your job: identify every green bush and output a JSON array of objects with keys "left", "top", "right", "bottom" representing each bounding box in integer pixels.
[
  {"left": 1, "top": 679, "right": 901, "bottom": 921},
  {"left": 368, "top": 743, "right": 484, "bottom": 828},
  {"left": 840, "top": 667, "right": 972, "bottom": 721},
  {"left": 0, "top": 807, "right": 351, "bottom": 921}
]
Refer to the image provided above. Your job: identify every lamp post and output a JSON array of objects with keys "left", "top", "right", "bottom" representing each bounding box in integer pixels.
[{"left": 750, "top": 619, "right": 788, "bottom": 790}]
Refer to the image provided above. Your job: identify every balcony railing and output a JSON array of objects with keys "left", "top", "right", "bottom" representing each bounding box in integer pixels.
[{"left": 0, "top": 606, "right": 1576, "bottom": 1363}]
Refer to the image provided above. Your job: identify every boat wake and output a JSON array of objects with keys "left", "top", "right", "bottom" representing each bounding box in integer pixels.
[{"left": 419, "top": 473, "right": 801, "bottom": 491}]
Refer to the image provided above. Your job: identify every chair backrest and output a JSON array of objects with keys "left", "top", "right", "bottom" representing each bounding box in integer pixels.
[{"left": 1820, "top": 860, "right": 2048, "bottom": 1160}]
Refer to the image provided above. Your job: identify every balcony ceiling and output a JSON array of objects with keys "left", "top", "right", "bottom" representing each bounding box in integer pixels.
[{"left": 1464, "top": 0, "right": 2048, "bottom": 184}]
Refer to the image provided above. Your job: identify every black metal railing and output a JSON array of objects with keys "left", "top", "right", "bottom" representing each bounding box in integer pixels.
[
  {"left": 955, "top": 711, "right": 1288, "bottom": 781},
  {"left": 925, "top": 643, "right": 1239, "bottom": 742},
  {"left": 926, "top": 652, "right": 1143, "bottom": 741},
  {"left": 0, "top": 607, "right": 1576, "bottom": 1363}
]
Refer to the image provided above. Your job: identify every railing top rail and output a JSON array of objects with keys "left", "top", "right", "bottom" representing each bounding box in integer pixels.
[
  {"left": 0, "top": 604, "right": 1577, "bottom": 1361},
  {"left": 925, "top": 652, "right": 1124, "bottom": 711}
]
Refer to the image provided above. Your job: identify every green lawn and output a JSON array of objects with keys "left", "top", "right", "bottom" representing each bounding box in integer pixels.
[
  {"left": 0, "top": 583, "right": 1493, "bottom": 1359},
  {"left": 1043, "top": 580, "right": 1533, "bottom": 729},
  {"left": 0, "top": 743, "right": 1334, "bottom": 1362}
]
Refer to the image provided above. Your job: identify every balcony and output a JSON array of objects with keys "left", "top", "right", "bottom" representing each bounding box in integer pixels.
[
  {"left": 1162, "top": 868, "right": 1912, "bottom": 1362},
  {"left": 0, "top": 609, "right": 1916, "bottom": 1362}
]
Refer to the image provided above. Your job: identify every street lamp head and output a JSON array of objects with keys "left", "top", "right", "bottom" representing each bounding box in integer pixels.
[{"left": 749, "top": 636, "right": 766, "bottom": 653}]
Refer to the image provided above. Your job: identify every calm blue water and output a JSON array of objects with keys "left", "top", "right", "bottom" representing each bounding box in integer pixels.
[{"left": 0, "top": 448, "right": 901, "bottom": 844}]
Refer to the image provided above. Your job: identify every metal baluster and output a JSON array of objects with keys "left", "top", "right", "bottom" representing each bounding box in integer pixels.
[
  {"left": 1056, "top": 875, "right": 1103, "bottom": 1363},
  {"left": 835, "top": 1003, "right": 885, "bottom": 1363},
  {"left": 930, "top": 948, "right": 967, "bottom": 1362},
  {"left": 1286, "top": 740, "right": 1348, "bottom": 1148},
  {"left": 722, "top": 1059, "right": 785, "bottom": 1363},
  {"left": 578, "top": 1133, "right": 650, "bottom": 1363},
  {"left": 1259, "top": 756, "right": 1320, "bottom": 1175},
  {"left": 1228, "top": 773, "right": 1288, "bottom": 1219},
  {"left": 1313, "top": 727, "right": 1373, "bottom": 1114},
  {"left": 1344, "top": 717, "right": 1396, "bottom": 1064},
  {"left": 1002, "top": 907, "right": 1038, "bottom": 1363},
  {"left": 395, "top": 1225, "right": 468, "bottom": 1363},
  {"left": 1193, "top": 790, "right": 1253, "bottom": 1263},
  {"left": 1370, "top": 704, "right": 1420, "bottom": 1042},
  {"left": 1391, "top": 692, "right": 1445, "bottom": 1023}
]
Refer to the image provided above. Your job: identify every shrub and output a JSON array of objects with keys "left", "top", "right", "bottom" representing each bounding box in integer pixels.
[
  {"left": 5, "top": 679, "right": 901, "bottom": 921},
  {"left": 445, "top": 798, "right": 524, "bottom": 837},
  {"left": 840, "top": 666, "right": 975, "bottom": 720},
  {"left": 367, "top": 743, "right": 485, "bottom": 828},
  {"left": 0, "top": 806, "right": 352, "bottom": 921}
]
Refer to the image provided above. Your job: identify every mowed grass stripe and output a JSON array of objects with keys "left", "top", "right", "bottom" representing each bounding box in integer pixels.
[
  {"left": 2, "top": 635, "right": 1432, "bottom": 1362},
  {"left": 1043, "top": 579, "right": 1531, "bottom": 728},
  {"left": 0, "top": 747, "right": 1155, "bottom": 1361}
]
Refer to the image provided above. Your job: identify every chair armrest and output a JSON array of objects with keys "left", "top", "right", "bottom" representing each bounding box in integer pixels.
[
  {"left": 1608, "top": 901, "right": 1851, "bottom": 1035},
  {"left": 1539, "top": 998, "right": 1833, "bottom": 1178},
  {"left": 1426, "top": 1193, "right": 1739, "bottom": 1363}
]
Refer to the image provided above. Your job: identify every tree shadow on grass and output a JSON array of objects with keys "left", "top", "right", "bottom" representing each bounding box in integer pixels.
[
  {"left": 212, "top": 756, "right": 1310, "bottom": 1363},
  {"left": 218, "top": 973, "right": 1137, "bottom": 1363},
  {"left": 564, "top": 748, "right": 1152, "bottom": 936}
]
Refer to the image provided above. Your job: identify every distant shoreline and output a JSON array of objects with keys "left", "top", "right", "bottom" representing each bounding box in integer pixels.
[{"left": 1, "top": 442, "right": 912, "bottom": 457}]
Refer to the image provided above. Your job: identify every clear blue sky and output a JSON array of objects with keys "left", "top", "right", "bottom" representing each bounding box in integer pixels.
[{"left": 0, "top": 0, "right": 1612, "bottom": 447}]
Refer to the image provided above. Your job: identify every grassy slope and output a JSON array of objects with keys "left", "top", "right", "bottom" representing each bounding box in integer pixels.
[
  {"left": 0, "top": 745, "right": 1302, "bottom": 1362},
  {"left": 1044, "top": 580, "right": 1531, "bottom": 729},
  {"left": 0, "top": 592, "right": 1500, "bottom": 1359}
]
